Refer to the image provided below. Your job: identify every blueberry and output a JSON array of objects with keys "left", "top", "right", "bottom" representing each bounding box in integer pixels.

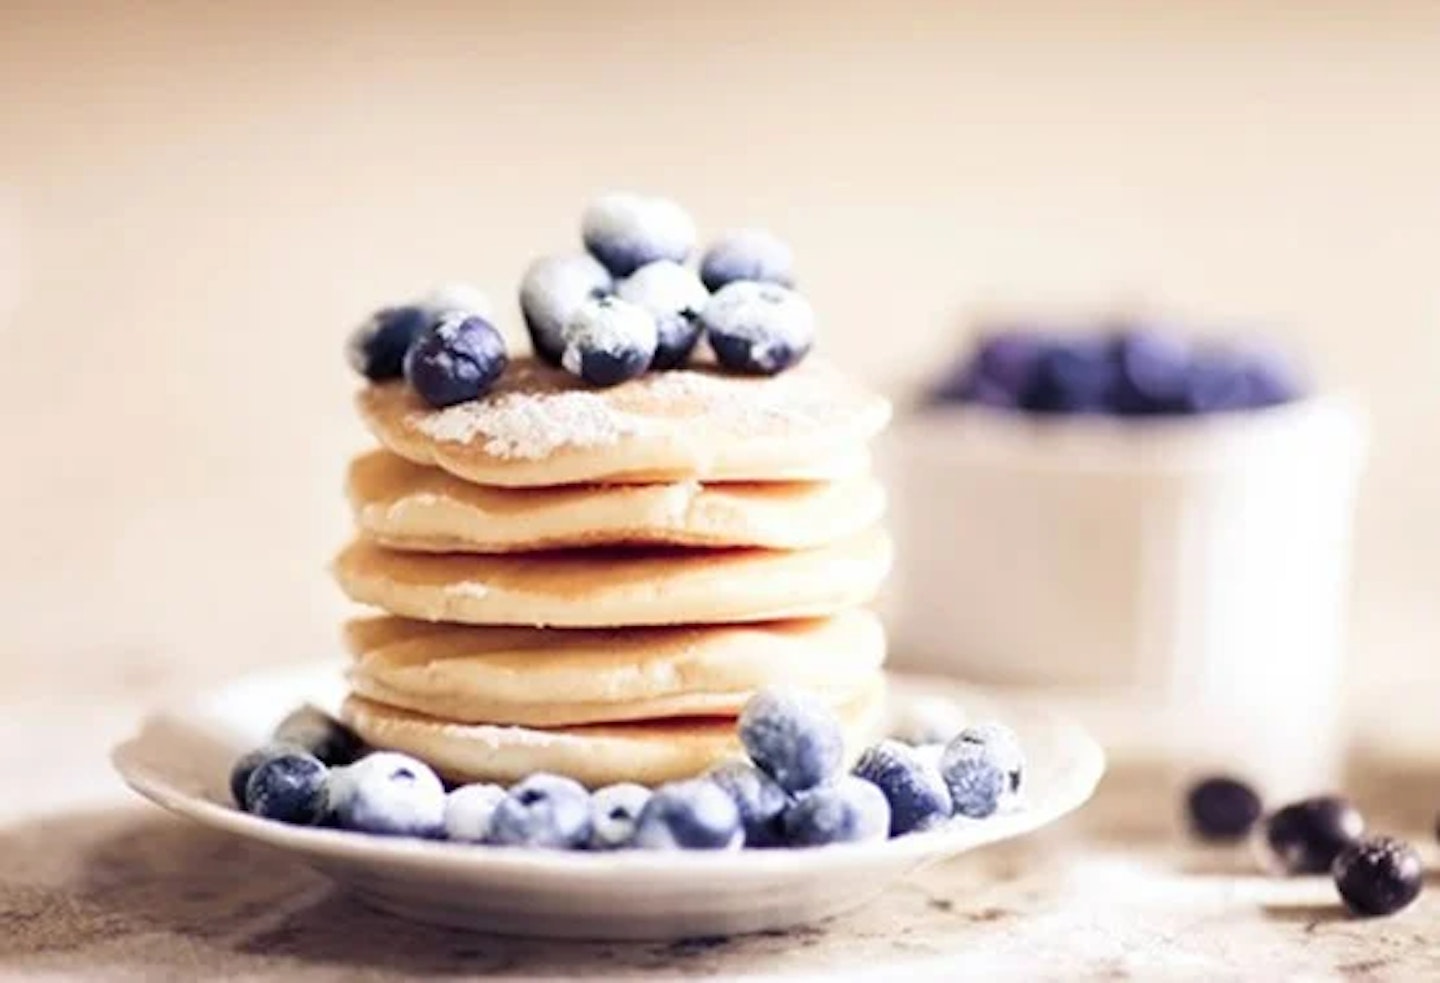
[
  {"left": 615, "top": 260, "right": 709, "bottom": 370},
  {"left": 705, "top": 760, "right": 789, "bottom": 848},
  {"left": 1021, "top": 337, "right": 1117, "bottom": 414},
  {"left": 346, "top": 305, "right": 431, "bottom": 381},
  {"left": 488, "top": 773, "right": 592, "bottom": 849},
  {"left": 443, "top": 783, "right": 507, "bottom": 843},
  {"left": 581, "top": 192, "right": 696, "bottom": 277},
  {"left": 953, "top": 722, "right": 1025, "bottom": 796},
  {"left": 738, "top": 687, "right": 845, "bottom": 794},
  {"left": 973, "top": 329, "right": 1050, "bottom": 400},
  {"left": 1234, "top": 341, "right": 1305, "bottom": 408},
  {"left": 853, "top": 740, "right": 952, "bottom": 837},
  {"left": 559, "top": 295, "right": 657, "bottom": 388},
  {"left": 403, "top": 312, "right": 509, "bottom": 409},
  {"left": 1185, "top": 775, "right": 1263, "bottom": 842},
  {"left": 519, "top": 253, "right": 614, "bottom": 365},
  {"left": 243, "top": 749, "right": 329, "bottom": 826},
  {"left": 702, "top": 282, "right": 814, "bottom": 376},
  {"left": 939, "top": 740, "right": 1007, "bottom": 819},
  {"left": 329, "top": 752, "right": 446, "bottom": 838},
  {"left": 632, "top": 780, "right": 743, "bottom": 850},
  {"left": 588, "top": 783, "right": 652, "bottom": 850},
  {"left": 273, "top": 706, "right": 363, "bottom": 767},
  {"left": 699, "top": 229, "right": 795, "bottom": 292},
  {"left": 1110, "top": 327, "right": 1191, "bottom": 415},
  {"left": 230, "top": 742, "right": 303, "bottom": 806},
  {"left": 783, "top": 776, "right": 891, "bottom": 847},
  {"left": 1333, "top": 837, "right": 1424, "bottom": 917},
  {"left": 1261, "top": 796, "right": 1366, "bottom": 874},
  {"left": 420, "top": 282, "right": 494, "bottom": 321}
]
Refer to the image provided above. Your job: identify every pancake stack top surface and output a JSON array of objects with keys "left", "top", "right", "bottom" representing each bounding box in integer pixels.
[{"left": 334, "top": 193, "right": 893, "bottom": 788}]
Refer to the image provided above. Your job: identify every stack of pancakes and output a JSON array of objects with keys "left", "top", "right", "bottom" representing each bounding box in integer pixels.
[{"left": 333, "top": 357, "right": 893, "bottom": 787}]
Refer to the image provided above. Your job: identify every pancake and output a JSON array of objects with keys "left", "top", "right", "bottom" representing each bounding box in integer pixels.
[
  {"left": 346, "top": 450, "right": 888, "bottom": 552},
  {"left": 339, "top": 678, "right": 887, "bottom": 787},
  {"left": 343, "top": 611, "right": 886, "bottom": 726},
  {"left": 357, "top": 356, "right": 891, "bottom": 488},
  {"left": 333, "top": 526, "right": 892, "bottom": 627}
]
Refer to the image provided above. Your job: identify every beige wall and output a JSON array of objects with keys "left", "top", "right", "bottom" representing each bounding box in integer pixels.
[{"left": 1, "top": 2, "right": 1437, "bottom": 726}]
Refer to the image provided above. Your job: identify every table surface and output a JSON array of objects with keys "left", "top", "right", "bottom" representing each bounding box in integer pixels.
[{"left": 4, "top": 690, "right": 1438, "bottom": 982}]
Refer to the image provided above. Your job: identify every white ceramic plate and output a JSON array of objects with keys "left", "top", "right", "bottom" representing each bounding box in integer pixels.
[{"left": 112, "top": 662, "right": 1105, "bottom": 940}]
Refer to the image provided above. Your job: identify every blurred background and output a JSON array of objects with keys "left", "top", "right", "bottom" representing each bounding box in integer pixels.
[{"left": 1, "top": 1, "right": 1437, "bottom": 748}]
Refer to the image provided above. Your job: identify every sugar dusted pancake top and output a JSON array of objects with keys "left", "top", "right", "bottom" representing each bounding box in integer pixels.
[{"left": 357, "top": 356, "right": 890, "bottom": 488}]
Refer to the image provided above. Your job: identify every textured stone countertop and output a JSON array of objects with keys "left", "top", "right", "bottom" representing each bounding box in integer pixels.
[{"left": 4, "top": 694, "right": 1439, "bottom": 981}]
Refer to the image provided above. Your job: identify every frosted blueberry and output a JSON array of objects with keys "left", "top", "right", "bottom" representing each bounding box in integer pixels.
[
  {"left": 421, "top": 282, "right": 494, "bottom": 322},
  {"left": 443, "top": 783, "right": 507, "bottom": 843},
  {"left": 615, "top": 260, "right": 709, "bottom": 370},
  {"left": 853, "top": 740, "right": 952, "bottom": 836},
  {"left": 403, "top": 312, "right": 509, "bottom": 409},
  {"left": 519, "top": 253, "right": 613, "bottom": 365},
  {"left": 581, "top": 192, "right": 697, "bottom": 277},
  {"left": 738, "top": 687, "right": 844, "bottom": 794},
  {"left": 347, "top": 305, "right": 431, "bottom": 381},
  {"left": 783, "top": 776, "right": 891, "bottom": 847},
  {"left": 706, "top": 760, "right": 789, "bottom": 848},
  {"left": 329, "top": 752, "right": 446, "bottom": 838},
  {"left": 559, "top": 295, "right": 658, "bottom": 388},
  {"left": 631, "top": 780, "right": 743, "bottom": 851},
  {"left": 939, "top": 740, "right": 1007, "bottom": 819},
  {"left": 488, "top": 773, "right": 592, "bottom": 849},
  {"left": 589, "top": 783, "right": 652, "bottom": 850},
  {"left": 273, "top": 706, "right": 363, "bottom": 767},
  {"left": 1110, "top": 327, "right": 1191, "bottom": 415},
  {"left": 230, "top": 742, "right": 303, "bottom": 806},
  {"left": 701, "top": 282, "right": 815, "bottom": 375},
  {"left": 244, "top": 749, "right": 330, "bottom": 826},
  {"left": 700, "top": 228, "right": 795, "bottom": 292},
  {"left": 953, "top": 722, "right": 1025, "bottom": 796}
]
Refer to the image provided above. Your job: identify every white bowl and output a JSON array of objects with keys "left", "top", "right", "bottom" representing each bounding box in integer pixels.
[
  {"left": 884, "top": 395, "right": 1367, "bottom": 796},
  {"left": 111, "top": 662, "right": 1104, "bottom": 941}
]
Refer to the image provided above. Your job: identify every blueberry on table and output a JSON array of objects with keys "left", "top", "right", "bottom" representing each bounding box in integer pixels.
[
  {"left": 738, "top": 687, "right": 845, "bottom": 794},
  {"left": 1261, "top": 796, "right": 1366, "bottom": 874},
  {"left": 783, "top": 776, "right": 891, "bottom": 847},
  {"left": 1333, "top": 837, "right": 1423, "bottom": 917},
  {"left": 488, "top": 773, "right": 592, "bottom": 849},
  {"left": 699, "top": 229, "right": 795, "bottom": 292},
  {"left": 615, "top": 260, "right": 709, "bottom": 370},
  {"left": 243, "top": 749, "right": 329, "bottom": 826},
  {"left": 520, "top": 253, "right": 614, "bottom": 366},
  {"left": 329, "top": 752, "right": 447, "bottom": 838},
  {"left": 230, "top": 742, "right": 304, "bottom": 806},
  {"left": 631, "top": 780, "right": 743, "bottom": 851},
  {"left": 706, "top": 760, "right": 790, "bottom": 848},
  {"left": 403, "top": 313, "right": 509, "bottom": 409},
  {"left": 938, "top": 740, "right": 1007, "bottom": 819},
  {"left": 589, "top": 783, "right": 653, "bottom": 850},
  {"left": 346, "top": 305, "right": 432, "bottom": 381},
  {"left": 443, "top": 783, "right": 507, "bottom": 843},
  {"left": 701, "top": 282, "right": 815, "bottom": 376},
  {"left": 853, "top": 740, "right": 952, "bottom": 837},
  {"left": 582, "top": 192, "right": 697, "bottom": 277},
  {"left": 560, "top": 295, "right": 658, "bottom": 388},
  {"left": 1185, "top": 775, "right": 1263, "bottom": 842},
  {"left": 273, "top": 706, "right": 363, "bottom": 767},
  {"left": 952, "top": 722, "right": 1025, "bottom": 796}
]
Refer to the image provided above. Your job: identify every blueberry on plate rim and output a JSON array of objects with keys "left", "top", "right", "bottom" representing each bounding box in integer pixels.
[
  {"left": 444, "top": 783, "right": 508, "bottom": 843},
  {"left": 782, "top": 775, "right": 891, "bottom": 847},
  {"left": 589, "top": 783, "right": 653, "bottom": 850},
  {"left": 939, "top": 738, "right": 1008, "bottom": 820},
  {"left": 328, "top": 752, "right": 447, "bottom": 838},
  {"left": 243, "top": 749, "right": 329, "bottom": 826},
  {"left": 272, "top": 706, "right": 363, "bottom": 767},
  {"left": 488, "top": 773, "right": 592, "bottom": 849},
  {"left": 631, "top": 780, "right": 743, "bottom": 851},
  {"left": 705, "top": 759, "right": 790, "bottom": 848},
  {"left": 853, "top": 739, "right": 952, "bottom": 837},
  {"left": 952, "top": 722, "right": 1025, "bottom": 796}
]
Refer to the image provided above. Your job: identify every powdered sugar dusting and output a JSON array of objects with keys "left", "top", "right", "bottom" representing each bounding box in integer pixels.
[{"left": 416, "top": 389, "right": 651, "bottom": 460}]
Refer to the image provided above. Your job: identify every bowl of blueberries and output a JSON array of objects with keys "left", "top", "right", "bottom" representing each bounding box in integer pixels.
[
  {"left": 886, "top": 321, "right": 1367, "bottom": 793},
  {"left": 111, "top": 662, "right": 1104, "bottom": 940}
]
